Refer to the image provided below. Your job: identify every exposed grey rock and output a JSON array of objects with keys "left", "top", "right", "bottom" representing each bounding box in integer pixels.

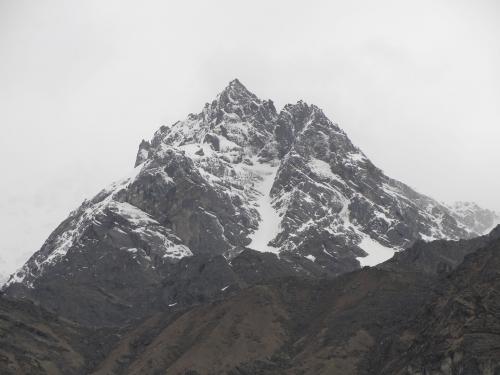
[{"left": 134, "top": 139, "right": 151, "bottom": 167}]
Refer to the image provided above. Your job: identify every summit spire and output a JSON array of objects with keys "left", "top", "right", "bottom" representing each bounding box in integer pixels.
[{"left": 218, "top": 78, "right": 257, "bottom": 103}]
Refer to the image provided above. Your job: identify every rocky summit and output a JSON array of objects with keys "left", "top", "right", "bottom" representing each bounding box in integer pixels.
[{"left": 3, "top": 79, "right": 497, "bottom": 326}]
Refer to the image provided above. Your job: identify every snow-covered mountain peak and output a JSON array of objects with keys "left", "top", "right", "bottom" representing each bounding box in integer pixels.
[
  {"left": 5, "top": 79, "right": 497, "bottom": 303},
  {"left": 447, "top": 201, "right": 499, "bottom": 234},
  {"left": 134, "top": 80, "right": 279, "bottom": 169},
  {"left": 202, "top": 78, "right": 277, "bottom": 134}
]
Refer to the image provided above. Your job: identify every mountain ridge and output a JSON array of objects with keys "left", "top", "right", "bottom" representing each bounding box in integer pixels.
[{"left": 3, "top": 79, "right": 497, "bottom": 327}]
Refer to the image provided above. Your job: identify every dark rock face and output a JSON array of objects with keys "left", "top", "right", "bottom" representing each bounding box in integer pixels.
[
  {"left": 380, "top": 229, "right": 500, "bottom": 375},
  {"left": 77, "top": 270, "right": 433, "bottom": 375},
  {"left": 378, "top": 226, "right": 500, "bottom": 276},
  {"left": 134, "top": 139, "right": 151, "bottom": 167},
  {"left": 3, "top": 79, "right": 496, "bottom": 328},
  {"left": 90, "top": 230, "right": 500, "bottom": 375},
  {"left": 1, "top": 228, "right": 499, "bottom": 374},
  {"left": 4, "top": 245, "right": 324, "bottom": 327}
]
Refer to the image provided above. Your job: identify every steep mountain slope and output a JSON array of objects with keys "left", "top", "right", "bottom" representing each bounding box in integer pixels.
[
  {"left": 269, "top": 100, "right": 472, "bottom": 269},
  {"left": 3, "top": 79, "right": 494, "bottom": 326},
  {"left": 381, "top": 228, "right": 500, "bottom": 375},
  {"left": 0, "top": 295, "right": 117, "bottom": 374},
  {"left": 90, "top": 227, "right": 500, "bottom": 375},
  {"left": 4, "top": 246, "right": 324, "bottom": 327},
  {"left": 1, "top": 227, "right": 499, "bottom": 374},
  {"left": 89, "top": 270, "right": 432, "bottom": 375}
]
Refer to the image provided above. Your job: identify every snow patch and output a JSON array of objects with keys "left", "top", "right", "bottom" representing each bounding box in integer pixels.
[
  {"left": 218, "top": 135, "right": 241, "bottom": 152},
  {"left": 419, "top": 233, "right": 438, "bottom": 242},
  {"left": 305, "top": 254, "right": 316, "bottom": 262},
  {"left": 308, "top": 158, "right": 337, "bottom": 181},
  {"left": 162, "top": 243, "right": 192, "bottom": 259},
  {"left": 347, "top": 151, "right": 366, "bottom": 163},
  {"left": 109, "top": 201, "right": 158, "bottom": 226},
  {"left": 356, "top": 234, "right": 396, "bottom": 267},
  {"left": 178, "top": 143, "right": 215, "bottom": 159}
]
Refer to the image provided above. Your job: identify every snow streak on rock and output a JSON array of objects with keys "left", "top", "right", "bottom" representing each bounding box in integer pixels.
[{"left": 247, "top": 159, "right": 281, "bottom": 254}]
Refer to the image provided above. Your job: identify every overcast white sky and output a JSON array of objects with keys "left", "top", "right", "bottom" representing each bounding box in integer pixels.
[{"left": 0, "top": 0, "right": 499, "bottom": 275}]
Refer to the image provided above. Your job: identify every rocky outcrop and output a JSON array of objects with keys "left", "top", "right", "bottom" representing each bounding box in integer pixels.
[{"left": 381, "top": 226, "right": 500, "bottom": 374}]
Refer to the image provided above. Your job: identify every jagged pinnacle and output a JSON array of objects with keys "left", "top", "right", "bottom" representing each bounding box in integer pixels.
[{"left": 220, "top": 78, "right": 257, "bottom": 100}]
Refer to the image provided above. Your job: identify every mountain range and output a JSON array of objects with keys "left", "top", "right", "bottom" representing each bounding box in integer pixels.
[{"left": 1, "top": 79, "right": 498, "bottom": 374}]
